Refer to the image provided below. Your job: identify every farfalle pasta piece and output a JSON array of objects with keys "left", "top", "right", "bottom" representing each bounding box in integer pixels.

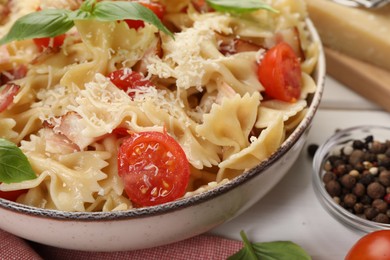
[
  {"left": 196, "top": 92, "right": 260, "bottom": 157},
  {"left": 218, "top": 113, "right": 284, "bottom": 172},
  {"left": 255, "top": 99, "right": 307, "bottom": 129}
]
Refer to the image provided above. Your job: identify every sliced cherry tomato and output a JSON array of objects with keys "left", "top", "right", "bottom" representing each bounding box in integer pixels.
[
  {"left": 0, "top": 83, "right": 20, "bottom": 113},
  {"left": 345, "top": 230, "right": 390, "bottom": 260},
  {"left": 125, "top": 2, "right": 165, "bottom": 30},
  {"left": 112, "top": 127, "right": 130, "bottom": 137},
  {"left": 33, "top": 34, "right": 66, "bottom": 52},
  {"left": 108, "top": 69, "right": 154, "bottom": 97},
  {"left": 257, "top": 42, "right": 302, "bottom": 102},
  {"left": 0, "top": 189, "right": 27, "bottom": 202},
  {"left": 118, "top": 131, "right": 190, "bottom": 207},
  {"left": 191, "top": 0, "right": 214, "bottom": 13}
]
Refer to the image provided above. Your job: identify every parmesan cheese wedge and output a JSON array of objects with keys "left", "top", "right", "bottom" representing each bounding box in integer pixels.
[{"left": 304, "top": 0, "right": 390, "bottom": 71}]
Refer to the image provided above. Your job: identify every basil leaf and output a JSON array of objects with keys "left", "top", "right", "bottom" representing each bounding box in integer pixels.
[
  {"left": 0, "top": 139, "right": 36, "bottom": 184},
  {"left": 0, "top": 1, "right": 173, "bottom": 46},
  {"left": 229, "top": 231, "right": 311, "bottom": 260},
  {"left": 0, "top": 9, "right": 74, "bottom": 45},
  {"left": 228, "top": 230, "right": 258, "bottom": 260},
  {"left": 252, "top": 241, "right": 312, "bottom": 260},
  {"left": 206, "top": 0, "right": 277, "bottom": 13},
  {"left": 91, "top": 1, "right": 173, "bottom": 37}
]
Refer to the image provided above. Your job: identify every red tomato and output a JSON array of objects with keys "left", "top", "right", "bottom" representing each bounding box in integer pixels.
[
  {"left": 345, "top": 230, "right": 390, "bottom": 260},
  {"left": 112, "top": 127, "right": 130, "bottom": 137},
  {"left": 0, "top": 83, "right": 20, "bottom": 113},
  {"left": 108, "top": 69, "right": 153, "bottom": 97},
  {"left": 191, "top": 0, "right": 214, "bottom": 13},
  {"left": 117, "top": 131, "right": 190, "bottom": 207},
  {"left": 257, "top": 42, "right": 302, "bottom": 102},
  {"left": 0, "top": 189, "right": 27, "bottom": 202},
  {"left": 33, "top": 34, "right": 66, "bottom": 52},
  {"left": 125, "top": 2, "right": 165, "bottom": 30}
]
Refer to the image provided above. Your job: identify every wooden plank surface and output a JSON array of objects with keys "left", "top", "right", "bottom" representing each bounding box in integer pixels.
[{"left": 325, "top": 47, "right": 390, "bottom": 112}]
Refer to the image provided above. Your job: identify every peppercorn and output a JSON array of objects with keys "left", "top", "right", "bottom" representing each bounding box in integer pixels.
[
  {"left": 379, "top": 170, "right": 390, "bottom": 186},
  {"left": 364, "top": 207, "right": 378, "bottom": 220},
  {"left": 321, "top": 134, "right": 390, "bottom": 225},
  {"left": 367, "top": 182, "right": 386, "bottom": 200},
  {"left": 307, "top": 144, "right": 318, "bottom": 158},
  {"left": 325, "top": 180, "right": 341, "bottom": 197},
  {"left": 365, "top": 135, "right": 374, "bottom": 144},
  {"left": 344, "top": 193, "right": 357, "bottom": 208},
  {"left": 372, "top": 199, "right": 388, "bottom": 213},
  {"left": 353, "top": 203, "right": 364, "bottom": 214},
  {"left": 378, "top": 155, "right": 390, "bottom": 168},
  {"left": 349, "top": 150, "right": 365, "bottom": 165},
  {"left": 372, "top": 213, "right": 390, "bottom": 224},
  {"left": 359, "top": 172, "right": 374, "bottom": 186},
  {"left": 352, "top": 183, "right": 365, "bottom": 198},
  {"left": 360, "top": 195, "right": 372, "bottom": 206},
  {"left": 352, "top": 140, "right": 365, "bottom": 150},
  {"left": 371, "top": 141, "right": 387, "bottom": 154},
  {"left": 322, "top": 171, "right": 336, "bottom": 184}
]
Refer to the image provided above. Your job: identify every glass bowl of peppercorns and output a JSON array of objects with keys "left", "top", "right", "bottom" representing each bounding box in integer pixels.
[{"left": 313, "top": 125, "right": 390, "bottom": 232}]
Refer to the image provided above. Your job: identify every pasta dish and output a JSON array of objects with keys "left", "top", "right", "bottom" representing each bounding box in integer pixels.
[{"left": 0, "top": 0, "right": 319, "bottom": 211}]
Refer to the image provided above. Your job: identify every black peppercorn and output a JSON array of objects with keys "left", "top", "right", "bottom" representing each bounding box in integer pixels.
[
  {"left": 364, "top": 207, "right": 378, "bottom": 220},
  {"left": 325, "top": 180, "right": 341, "bottom": 197},
  {"left": 343, "top": 193, "right": 357, "bottom": 208},
  {"left": 340, "top": 174, "right": 356, "bottom": 189},
  {"left": 352, "top": 183, "right": 365, "bottom": 198},
  {"left": 353, "top": 203, "right": 364, "bottom": 214},
  {"left": 307, "top": 144, "right": 318, "bottom": 158},
  {"left": 321, "top": 134, "right": 390, "bottom": 225},
  {"left": 348, "top": 150, "right": 365, "bottom": 165},
  {"left": 322, "top": 172, "right": 336, "bottom": 184},
  {"left": 370, "top": 141, "right": 387, "bottom": 154},
  {"left": 353, "top": 140, "right": 365, "bottom": 150},
  {"left": 360, "top": 195, "right": 372, "bottom": 206},
  {"left": 379, "top": 170, "right": 390, "bottom": 186},
  {"left": 372, "top": 213, "right": 390, "bottom": 224},
  {"left": 367, "top": 182, "right": 386, "bottom": 200},
  {"left": 372, "top": 199, "right": 388, "bottom": 213}
]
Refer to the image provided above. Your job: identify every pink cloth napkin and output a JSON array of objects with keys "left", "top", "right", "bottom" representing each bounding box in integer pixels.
[{"left": 0, "top": 229, "right": 243, "bottom": 259}]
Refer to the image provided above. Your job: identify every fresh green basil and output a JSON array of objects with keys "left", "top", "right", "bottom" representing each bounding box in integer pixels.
[
  {"left": 0, "top": 138, "right": 36, "bottom": 184},
  {"left": 206, "top": 0, "right": 277, "bottom": 13},
  {"left": 228, "top": 231, "right": 311, "bottom": 260},
  {"left": 91, "top": 1, "right": 171, "bottom": 36},
  {"left": 0, "top": 0, "right": 172, "bottom": 46},
  {"left": 0, "top": 9, "right": 74, "bottom": 45}
]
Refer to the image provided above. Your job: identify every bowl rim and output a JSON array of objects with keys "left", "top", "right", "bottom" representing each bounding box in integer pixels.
[
  {"left": 0, "top": 18, "right": 326, "bottom": 221},
  {"left": 312, "top": 125, "right": 390, "bottom": 232}
]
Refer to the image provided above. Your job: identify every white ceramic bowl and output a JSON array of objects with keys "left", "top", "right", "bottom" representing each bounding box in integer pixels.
[{"left": 0, "top": 19, "right": 325, "bottom": 251}]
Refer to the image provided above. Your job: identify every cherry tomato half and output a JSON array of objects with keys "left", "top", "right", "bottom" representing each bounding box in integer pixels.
[
  {"left": 117, "top": 131, "right": 190, "bottom": 207},
  {"left": 108, "top": 69, "right": 154, "bottom": 97},
  {"left": 257, "top": 42, "right": 302, "bottom": 102},
  {"left": 345, "top": 230, "right": 390, "bottom": 260},
  {"left": 33, "top": 34, "right": 66, "bottom": 52},
  {"left": 125, "top": 2, "right": 165, "bottom": 30},
  {"left": 191, "top": 0, "right": 214, "bottom": 13},
  {"left": 0, "top": 189, "right": 27, "bottom": 202}
]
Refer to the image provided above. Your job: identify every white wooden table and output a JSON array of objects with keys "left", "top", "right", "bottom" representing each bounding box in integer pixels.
[{"left": 210, "top": 75, "right": 390, "bottom": 259}]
